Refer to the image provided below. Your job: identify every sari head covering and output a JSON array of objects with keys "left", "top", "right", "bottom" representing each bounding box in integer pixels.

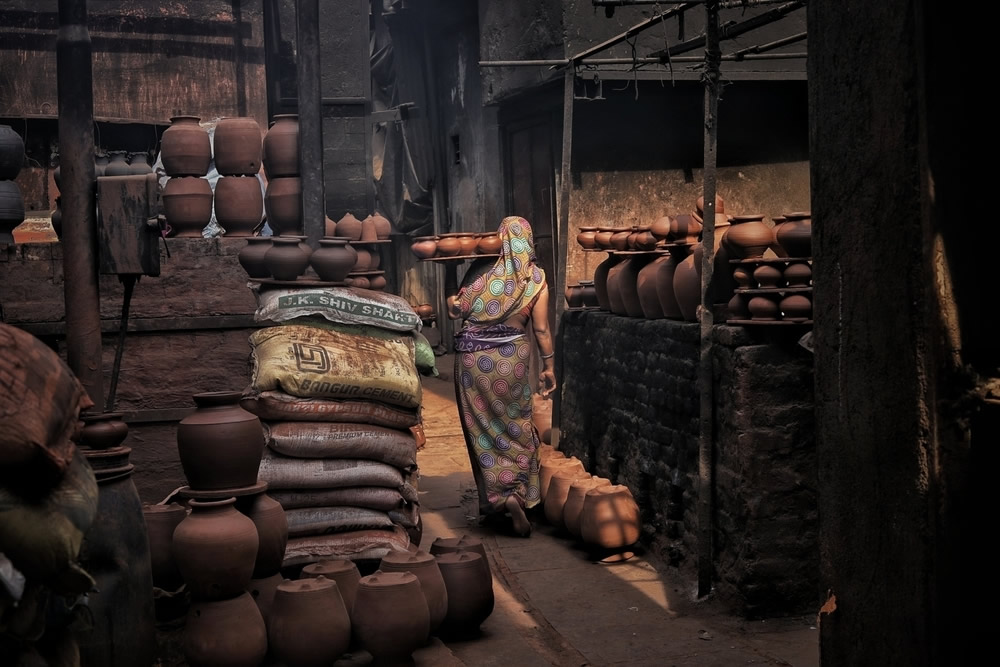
[{"left": 457, "top": 216, "right": 546, "bottom": 324}]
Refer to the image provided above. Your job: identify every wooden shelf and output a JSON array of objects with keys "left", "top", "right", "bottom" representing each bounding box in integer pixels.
[
  {"left": 420, "top": 253, "right": 500, "bottom": 262},
  {"left": 726, "top": 319, "right": 813, "bottom": 326},
  {"left": 735, "top": 286, "right": 813, "bottom": 294}
]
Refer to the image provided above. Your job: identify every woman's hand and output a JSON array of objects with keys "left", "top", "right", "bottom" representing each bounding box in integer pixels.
[
  {"left": 446, "top": 295, "right": 463, "bottom": 320},
  {"left": 538, "top": 368, "right": 556, "bottom": 397}
]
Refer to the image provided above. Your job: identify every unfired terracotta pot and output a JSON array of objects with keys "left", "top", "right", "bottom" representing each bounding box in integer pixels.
[
  {"left": 262, "top": 113, "right": 299, "bottom": 178},
  {"left": 333, "top": 212, "right": 362, "bottom": 241},
  {"left": 668, "top": 213, "right": 702, "bottom": 243},
  {"left": 748, "top": 295, "right": 780, "bottom": 320},
  {"left": 594, "top": 227, "right": 616, "bottom": 250},
  {"left": 269, "top": 576, "right": 351, "bottom": 667},
  {"left": 593, "top": 253, "right": 620, "bottom": 311},
  {"left": 380, "top": 549, "right": 449, "bottom": 635},
  {"left": 457, "top": 232, "right": 478, "bottom": 255},
  {"left": 353, "top": 571, "right": 431, "bottom": 662},
  {"left": 576, "top": 226, "right": 598, "bottom": 249},
  {"left": 724, "top": 214, "right": 773, "bottom": 259},
  {"left": 371, "top": 212, "right": 392, "bottom": 239},
  {"left": 636, "top": 253, "right": 669, "bottom": 319},
  {"left": 617, "top": 255, "right": 655, "bottom": 318},
  {"left": 605, "top": 258, "right": 629, "bottom": 315},
  {"left": 264, "top": 236, "right": 310, "bottom": 281},
  {"left": 238, "top": 237, "right": 272, "bottom": 279},
  {"left": 300, "top": 559, "right": 362, "bottom": 621},
  {"left": 264, "top": 177, "right": 302, "bottom": 236},
  {"left": 544, "top": 468, "right": 592, "bottom": 529},
  {"left": 411, "top": 236, "right": 438, "bottom": 259},
  {"left": 696, "top": 193, "right": 725, "bottom": 216},
  {"left": 578, "top": 280, "right": 598, "bottom": 307},
  {"left": 79, "top": 411, "right": 129, "bottom": 449},
  {"left": 650, "top": 215, "right": 672, "bottom": 241},
  {"left": 162, "top": 176, "right": 212, "bottom": 237},
  {"left": 779, "top": 293, "right": 812, "bottom": 321},
  {"left": 214, "top": 175, "right": 263, "bottom": 236},
  {"left": 176, "top": 391, "right": 266, "bottom": 490},
  {"left": 159, "top": 115, "right": 211, "bottom": 177},
  {"left": 436, "top": 234, "right": 462, "bottom": 256},
  {"left": 310, "top": 237, "right": 356, "bottom": 282},
  {"left": 435, "top": 552, "right": 494, "bottom": 636},
  {"left": 728, "top": 293, "right": 751, "bottom": 320},
  {"left": 540, "top": 456, "right": 586, "bottom": 501},
  {"left": 182, "top": 592, "right": 267, "bottom": 667},
  {"left": 783, "top": 261, "right": 812, "bottom": 287},
  {"left": 579, "top": 484, "right": 641, "bottom": 550},
  {"left": 563, "top": 476, "right": 612, "bottom": 539},
  {"left": 753, "top": 263, "right": 783, "bottom": 289},
  {"left": 774, "top": 211, "right": 812, "bottom": 258},
  {"left": 237, "top": 492, "right": 288, "bottom": 577},
  {"left": 477, "top": 232, "right": 501, "bottom": 254},
  {"left": 213, "top": 117, "right": 262, "bottom": 176},
  {"left": 360, "top": 215, "right": 379, "bottom": 242},
  {"left": 171, "top": 497, "right": 259, "bottom": 600}
]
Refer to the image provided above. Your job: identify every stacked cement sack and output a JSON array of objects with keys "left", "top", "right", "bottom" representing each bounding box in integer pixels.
[{"left": 244, "top": 286, "right": 427, "bottom": 566}]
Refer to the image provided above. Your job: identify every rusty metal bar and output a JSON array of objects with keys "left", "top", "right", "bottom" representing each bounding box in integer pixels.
[
  {"left": 296, "top": 0, "right": 325, "bottom": 246},
  {"left": 651, "top": 0, "right": 805, "bottom": 59},
  {"left": 57, "top": 0, "right": 103, "bottom": 406}
]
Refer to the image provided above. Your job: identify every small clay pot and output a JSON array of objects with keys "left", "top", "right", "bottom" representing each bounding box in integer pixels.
[
  {"left": 352, "top": 246, "right": 372, "bottom": 272},
  {"left": 128, "top": 152, "right": 153, "bottom": 175},
  {"left": 669, "top": 214, "right": 702, "bottom": 243},
  {"left": 300, "top": 559, "right": 362, "bottom": 620},
  {"left": 696, "top": 193, "right": 725, "bottom": 216},
  {"left": 310, "top": 237, "right": 357, "bottom": 282},
  {"left": 380, "top": 550, "right": 449, "bottom": 635},
  {"left": 779, "top": 293, "right": 812, "bottom": 322},
  {"left": 349, "top": 275, "right": 370, "bottom": 289},
  {"left": 565, "top": 284, "right": 584, "bottom": 309},
  {"left": 368, "top": 274, "right": 387, "bottom": 291},
  {"left": 748, "top": 295, "right": 780, "bottom": 320},
  {"left": 578, "top": 280, "right": 598, "bottom": 307},
  {"left": 269, "top": 576, "right": 351, "bottom": 667},
  {"left": 610, "top": 228, "right": 631, "bottom": 251},
  {"left": 265, "top": 236, "right": 310, "bottom": 281},
  {"left": 633, "top": 227, "right": 658, "bottom": 251},
  {"left": 576, "top": 226, "right": 598, "bottom": 249},
  {"left": 752, "top": 263, "right": 783, "bottom": 289},
  {"left": 436, "top": 235, "right": 462, "bottom": 256},
  {"left": 774, "top": 211, "right": 812, "bottom": 258},
  {"left": 728, "top": 293, "right": 751, "bottom": 320},
  {"left": 360, "top": 215, "right": 379, "bottom": 242},
  {"left": 783, "top": 261, "right": 812, "bottom": 287},
  {"left": 335, "top": 212, "right": 363, "bottom": 241},
  {"left": 650, "top": 215, "right": 672, "bottom": 241},
  {"left": 411, "top": 236, "right": 438, "bottom": 259},
  {"left": 732, "top": 265, "right": 753, "bottom": 288},
  {"left": 415, "top": 304, "right": 434, "bottom": 319},
  {"left": 353, "top": 571, "right": 430, "bottom": 662},
  {"left": 477, "top": 232, "right": 502, "bottom": 254},
  {"left": 724, "top": 214, "right": 773, "bottom": 259},
  {"left": 371, "top": 212, "right": 392, "bottom": 239},
  {"left": 594, "top": 227, "right": 616, "bottom": 250},
  {"left": 457, "top": 233, "right": 478, "bottom": 255},
  {"left": 238, "top": 237, "right": 272, "bottom": 279},
  {"left": 79, "top": 412, "right": 128, "bottom": 449}
]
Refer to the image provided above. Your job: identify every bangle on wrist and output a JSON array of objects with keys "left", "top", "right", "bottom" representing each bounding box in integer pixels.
[{"left": 540, "top": 352, "right": 554, "bottom": 359}]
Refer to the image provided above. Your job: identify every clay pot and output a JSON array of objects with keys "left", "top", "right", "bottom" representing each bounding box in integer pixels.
[
  {"left": 477, "top": 232, "right": 501, "bottom": 254},
  {"left": 310, "top": 237, "right": 357, "bottom": 282},
  {"left": 0, "top": 181, "right": 24, "bottom": 244},
  {"left": 171, "top": 497, "right": 259, "bottom": 600},
  {"left": 159, "top": 115, "right": 212, "bottom": 176},
  {"left": 368, "top": 273, "right": 387, "bottom": 291},
  {"left": 359, "top": 215, "right": 379, "bottom": 242},
  {"left": 672, "top": 246, "right": 701, "bottom": 322},
  {"left": 143, "top": 503, "right": 188, "bottom": 590},
  {"left": 657, "top": 245, "right": 689, "bottom": 320},
  {"left": 104, "top": 151, "right": 131, "bottom": 176},
  {"left": 727, "top": 293, "right": 750, "bottom": 320},
  {"left": 669, "top": 213, "right": 703, "bottom": 243},
  {"left": 162, "top": 177, "right": 213, "bottom": 238},
  {"left": 594, "top": 227, "right": 616, "bottom": 250},
  {"left": 650, "top": 215, "right": 672, "bottom": 241},
  {"left": 371, "top": 212, "right": 392, "bottom": 239},
  {"left": 213, "top": 117, "right": 262, "bottom": 176},
  {"left": 351, "top": 246, "right": 372, "bottom": 272},
  {"left": 564, "top": 476, "right": 612, "bottom": 539},
  {"left": 0, "top": 124, "right": 25, "bottom": 180},
  {"left": 635, "top": 253, "right": 668, "bottom": 319},
  {"left": 580, "top": 484, "right": 641, "bottom": 550},
  {"left": 128, "top": 152, "right": 153, "bottom": 175},
  {"left": 411, "top": 235, "right": 438, "bottom": 259},
  {"left": 537, "top": 444, "right": 564, "bottom": 465},
  {"left": 262, "top": 114, "right": 299, "bottom": 178},
  {"left": 626, "top": 227, "right": 640, "bottom": 250},
  {"left": 544, "top": 468, "right": 592, "bottom": 529},
  {"left": 779, "top": 293, "right": 812, "bottom": 322},
  {"left": 429, "top": 534, "right": 489, "bottom": 563},
  {"left": 748, "top": 295, "right": 780, "bottom": 320},
  {"left": 610, "top": 228, "right": 631, "bottom": 251},
  {"left": 269, "top": 576, "right": 351, "bottom": 667},
  {"left": 380, "top": 549, "right": 449, "bottom": 634},
  {"left": 578, "top": 280, "right": 598, "bottom": 307},
  {"left": 353, "top": 571, "right": 430, "bottom": 662},
  {"left": 333, "top": 212, "right": 362, "bottom": 241},
  {"left": 435, "top": 552, "right": 494, "bottom": 636},
  {"left": 724, "top": 214, "right": 773, "bottom": 259},
  {"left": 264, "top": 176, "right": 302, "bottom": 236},
  {"left": 576, "top": 226, "right": 598, "bottom": 249},
  {"left": 774, "top": 211, "right": 812, "bottom": 258},
  {"left": 415, "top": 304, "right": 434, "bottom": 319},
  {"left": 633, "top": 227, "right": 658, "bottom": 251},
  {"left": 769, "top": 216, "right": 788, "bottom": 257},
  {"left": 265, "top": 236, "right": 310, "bottom": 281},
  {"left": 349, "top": 275, "right": 370, "bottom": 289},
  {"left": 248, "top": 572, "right": 283, "bottom": 627},
  {"left": 436, "top": 234, "right": 462, "bottom": 256},
  {"left": 617, "top": 255, "right": 656, "bottom": 318},
  {"left": 593, "top": 252, "right": 620, "bottom": 311},
  {"left": 238, "top": 237, "right": 272, "bottom": 279},
  {"left": 94, "top": 153, "right": 109, "bottom": 176},
  {"left": 183, "top": 592, "right": 267, "bottom": 667},
  {"left": 783, "top": 261, "right": 812, "bottom": 287},
  {"left": 605, "top": 258, "right": 628, "bottom": 315},
  {"left": 531, "top": 392, "right": 553, "bottom": 444},
  {"left": 176, "top": 391, "right": 266, "bottom": 490},
  {"left": 238, "top": 492, "right": 288, "bottom": 577},
  {"left": 457, "top": 232, "right": 478, "bottom": 255},
  {"left": 300, "top": 559, "right": 362, "bottom": 619},
  {"left": 565, "top": 284, "right": 584, "bottom": 309},
  {"left": 79, "top": 412, "right": 129, "bottom": 449},
  {"left": 215, "top": 176, "right": 263, "bottom": 236},
  {"left": 540, "top": 456, "right": 586, "bottom": 501},
  {"left": 696, "top": 193, "right": 725, "bottom": 216},
  {"left": 753, "top": 263, "right": 783, "bottom": 289},
  {"left": 732, "top": 265, "right": 753, "bottom": 289}
]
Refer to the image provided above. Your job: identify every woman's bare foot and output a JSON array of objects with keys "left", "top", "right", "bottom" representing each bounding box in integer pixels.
[{"left": 505, "top": 495, "right": 531, "bottom": 537}]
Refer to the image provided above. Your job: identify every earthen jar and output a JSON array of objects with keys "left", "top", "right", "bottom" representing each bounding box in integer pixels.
[
  {"left": 429, "top": 535, "right": 488, "bottom": 561},
  {"left": 605, "top": 257, "right": 629, "bottom": 315},
  {"left": 380, "top": 549, "right": 449, "bottom": 635},
  {"left": 371, "top": 212, "right": 392, "bottom": 239},
  {"left": 592, "top": 253, "right": 620, "bottom": 311},
  {"left": 269, "top": 576, "right": 351, "bottom": 667},
  {"left": 262, "top": 113, "right": 299, "bottom": 178},
  {"left": 94, "top": 153, "right": 109, "bottom": 177},
  {"left": 633, "top": 227, "right": 658, "bottom": 251},
  {"left": 564, "top": 476, "right": 612, "bottom": 539},
  {"left": 300, "top": 559, "right": 362, "bottom": 620},
  {"left": 565, "top": 284, "right": 584, "bottom": 309},
  {"left": 724, "top": 214, "right": 773, "bottom": 259},
  {"left": 544, "top": 468, "right": 592, "bottom": 529},
  {"left": 435, "top": 552, "right": 494, "bottom": 636},
  {"left": 324, "top": 216, "right": 337, "bottom": 236},
  {"left": 748, "top": 295, "right": 780, "bottom": 320},
  {"left": 452, "top": 232, "right": 475, "bottom": 255},
  {"left": 531, "top": 392, "right": 553, "bottom": 444},
  {"left": 353, "top": 571, "right": 431, "bottom": 661},
  {"left": 348, "top": 275, "right": 371, "bottom": 289},
  {"left": 617, "top": 254, "right": 656, "bottom": 318},
  {"left": 334, "top": 212, "right": 362, "bottom": 241},
  {"left": 159, "top": 115, "right": 211, "bottom": 176},
  {"left": 411, "top": 235, "right": 438, "bottom": 259},
  {"left": 779, "top": 293, "right": 812, "bottom": 322},
  {"left": 213, "top": 117, "right": 262, "bottom": 176},
  {"left": 696, "top": 193, "right": 725, "bottom": 216},
  {"left": 728, "top": 293, "right": 751, "bottom": 320},
  {"left": 610, "top": 228, "right": 631, "bottom": 251},
  {"left": 753, "top": 263, "right": 783, "bottom": 289},
  {"left": 650, "top": 215, "right": 672, "bottom": 241},
  {"left": 265, "top": 236, "right": 310, "bottom": 281},
  {"left": 351, "top": 245, "right": 372, "bottom": 272},
  {"left": 79, "top": 411, "right": 129, "bottom": 449},
  {"left": 214, "top": 175, "right": 263, "bottom": 236},
  {"left": 540, "top": 456, "right": 586, "bottom": 501},
  {"left": 783, "top": 261, "right": 812, "bottom": 287},
  {"left": 182, "top": 592, "right": 267, "bottom": 667},
  {"left": 368, "top": 273, "right": 387, "bottom": 291},
  {"left": 237, "top": 492, "right": 288, "bottom": 577},
  {"left": 537, "top": 444, "right": 562, "bottom": 464},
  {"left": 143, "top": 502, "right": 188, "bottom": 591},
  {"left": 774, "top": 211, "right": 812, "bottom": 258},
  {"left": 477, "top": 232, "right": 501, "bottom": 254},
  {"left": 657, "top": 245, "right": 689, "bottom": 319},
  {"left": 580, "top": 484, "right": 641, "bottom": 550},
  {"left": 264, "top": 176, "right": 302, "bottom": 236},
  {"left": 626, "top": 226, "right": 641, "bottom": 250},
  {"left": 176, "top": 391, "right": 266, "bottom": 490},
  {"left": 576, "top": 226, "right": 598, "bottom": 249},
  {"left": 238, "top": 237, "right": 272, "bottom": 279},
  {"left": 732, "top": 264, "right": 753, "bottom": 289},
  {"left": 595, "top": 227, "right": 616, "bottom": 250},
  {"left": 436, "top": 234, "right": 462, "bottom": 256},
  {"left": 104, "top": 151, "right": 131, "bottom": 176},
  {"left": 578, "top": 280, "right": 598, "bottom": 307},
  {"left": 668, "top": 213, "right": 702, "bottom": 243},
  {"left": 0, "top": 123, "right": 25, "bottom": 180},
  {"left": 636, "top": 252, "right": 669, "bottom": 319},
  {"left": 769, "top": 215, "right": 788, "bottom": 257},
  {"left": 171, "top": 497, "right": 259, "bottom": 600},
  {"left": 360, "top": 215, "right": 379, "bottom": 242},
  {"left": 248, "top": 571, "right": 283, "bottom": 627},
  {"left": 310, "top": 237, "right": 356, "bottom": 282},
  {"left": 672, "top": 244, "right": 701, "bottom": 322},
  {"left": 416, "top": 304, "right": 434, "bottom": 319},
  {"left": 128, "top": 152, "right": 153, "bottom": 175},
  {"left": 162, "top": 176, "right": 213, "bottom": 237}
]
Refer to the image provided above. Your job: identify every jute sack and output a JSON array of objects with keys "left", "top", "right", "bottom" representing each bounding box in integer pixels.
[
  {"left": 264, "top": 421, "right": 417, "bottom": 471},
  {"left": 258, "top": 448, "right": 414, "bottom": 491},
  {"left": 252, "top": 285, "right": 421, "bottom": 332},
  {"left": 284, "top": 506, "right": 396, "bottom": 537},
  {"left": 282, "top": 524, "right": 411, "bottom": 567},
  {"left": 241, "top": 390, "right": 420, "bottom": 429},
  {"left": 249, "top": 323, "right": 421, "bottom": 409},
  {"left": 269, "top": 486, "right": 419, "bottom": 510}
]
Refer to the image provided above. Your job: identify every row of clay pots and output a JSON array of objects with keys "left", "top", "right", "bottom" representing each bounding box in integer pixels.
[
  {"left": 239, "top": 236, "right": 354, "bottom": 282},
  {"left": 732, "top": 259, "right": 812, "bottom": 290},
  {"left": 159, "top": 114, "right": 298, "bottom": 178},
  {"left": 161, "top": 175, "right": 263, "bottom": 238},
  {"left": 564, "top": 280, "right": 598, "bottom": 309},
  {"left": 327, "top": 211, "right": 392, "bottom": 241},
  {"left": 728, "top": 291, "right": 813, "bottom": 322},
  {"left": 410, "top": 231, "right": 502, "bottom": 259}
]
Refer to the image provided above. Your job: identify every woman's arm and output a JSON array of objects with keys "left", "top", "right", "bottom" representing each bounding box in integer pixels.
[
  {"left": 446, "top": 294, "right": 462, "bottom": 320},
  {"left": 530, "top": 286, "right": 556, "bottom": 397}
]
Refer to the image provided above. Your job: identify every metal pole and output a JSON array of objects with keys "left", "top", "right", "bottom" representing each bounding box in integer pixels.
[
  {"left": 551, "top": 68, "right": 575, "bottom": 450},
  {"left": 57, "top": 0, "right": 103, "bottom": 407},
  {"left": 296, "top": 0, "right": 324, "bottom": 246},
  {"left": 697, "top": 0, "right": 721, "bottom": 600}
]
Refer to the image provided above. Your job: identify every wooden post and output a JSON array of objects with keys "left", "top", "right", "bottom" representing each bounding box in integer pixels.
[
  {"left": 296, "top": 0, "right": 325, "bottom": 246},
  {"left": 551, "top": 68, "right": 575, "bottom": 450}
]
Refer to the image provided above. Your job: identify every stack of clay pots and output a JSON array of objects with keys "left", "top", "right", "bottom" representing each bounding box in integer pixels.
[
  {"left": 212, "top": 116, "right": 264, "bottom": 237},
  {"left": 0, "top": 124, "right": 25, "bottom": 245},
  {"left": 158, "top": 115, "right": 214, "bottom": 238},
  {"left": 262, "top": 114, "right": 301, "bottom": 236},
  {"left": 333, "top": 211, "right": 392, "bottom": 291}
]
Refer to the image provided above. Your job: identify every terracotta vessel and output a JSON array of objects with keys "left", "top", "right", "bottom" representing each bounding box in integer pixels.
[
  {"left": 162, "top": 176, "right": 213, "bottom": 237},
  {"left": 779, "top": 294, "right": 812, "bottom": 322},
  {"left": 565, "top": 284, "right": 584, "bottom": 309},
  {"left": 411, "top": 235, "right": 438, "bottom": 259},
  {"left": 544, "top": 468, "right": 592, "bottom": 529},
  {"left": 732, "top": 265, "right": 753, "bottom": 289},
  {"left": 578, "top": 280, "right": 598, "bottom": 307},
  {"left": 605, "top": 258, "right": 629, "bottom": 315},
  {"left": 580, "top": 484, "right": 641, "bottom": 550},
  {"left": 564, "top": 476, "right": 612, "bottom": 539},
  {"left": 349, "top": 275, "right": 370, "bottom": 289},
  {"left": 214, "top": 175, "right": 263, "bottom": 236},
  {"left": 143, "top": 502, "right": 188, "bottom": 590},
  {"left": 176, "top": 391, "right": 266, "bottom": 490},
  {"left": 300, "top": 559, "right": 362, "bottom": 620},
  {"left": 636, "top": 253, "right": 668, "bottom": 319},
  {"left": 171, "top": 497, "right": 259, "bottom": 600},
  {"left": 696, "top": 193, "right": 725, "bottom": 216},
  {"left": 416, "top": 303, "right": 434, "bottom": 319},
  {"left": 576, "top": 226, "right": 598, "bottom": 249},
  {"left": 531, "top": 392, "right": 553, "bottom": 444},
  {"left": 238, "top": 237, "right": 272, "bottom": 279},
  {"left": 436, "top": 234, "right": 462, "bottom": 256},
  {"left": 774, "top": 211, "right": 812, "bottom": 258},
  {"left": 0, "top": 124, "right": 24, "bottom": 180},
  {"left": 456, "top": 232, "right": 478, "bottom": 255},
  {"left": 79, "top": 411, "right": 129, "bottom": 449},
  {"left": 104, "top": 151, "right": 131, "bottom": 176},
  {"left": 650, "top": 215, "right": 672, "bottom": 241},
  {"left": 368, "top": 273, "right": 387, "bottom": 291},
  {"left": 429, "top": 534, "right": 489, "bottom": 562},
  {"left": 540, "top": 456, "right": 586, "bottom": 501},
  {"left": 359, "top": 215, "right": 378, "bottom": 242},
  {"left": 727, "top": 293, "right": 751, "bottom": 320},
  {"left": 477, "top": 232, "right": 502, "bottom": 254},
  {"left": 592, "top": 252, "right": 620, "bottom": 311},
  {"left": 262, "top": 114, "right": 299, "bottom": 177},
  {"left": 633, "top": 227, "right": 658, "bottom": 251},
  {"left": 159, "top": 115, "right": 211, "bottom": 176},
  {"left": 353, "top": 571, "right": 431, "bottom": 662},
  {"left": 269, "top": 576, "right": 351, "bottom": 667},
  {"left": 380, "top": 549, "right": 449, "bottom": 634},
  {"left": 264, "top": 176, "right": 302, "bottom": 236},
  {"left": 371, "top": 212, "right": 392, "bottom": 239},
  {"left": 752, "top": 263, "right": 783, "bottom": 289},
  {"left": 182, "top": 592, "right": 267, "bottom": 667},
  {"left": 748, "top": 295, "right": 780, "bottom": 320},
  {"left": 128, "top": 152, "right": 153, "bottom": 175},
  {"left": 435, "top": 552, "right": 494, "bottom": 636},
  {"left": 769, "top": 215, "right": 788, "bottom": 257},
  {"left": 626, "top": 226, "right": 641, "bottom": 250},
  {"left": 351, "top": 246, "right": 372, "bottom": 272},
  {"left": 310, "top": 237, "right": 357, "bottom": 282},
  {"left": 617, "top": 255, "right": 655, "bottom": 318},
  {"left": 672, "top": 245, "right": 701, "bottom": 322},
  {"left": 265, "top": 236, "right": 310, "bottom": 281},
  {"left": 610, "top": 228, "right": 631, "bottom": 251},
  {"left": 593, "top": 227, "right": 614, "bottom": 250},
  {"left": 214, "top": 117, "right": 262, "bottom": 176},
  {"left": 724, "top": 214, "right": 773, "bottom": 259},
  {"left": 333, "top": 212, "right": 362, "bottom": 240},
  {"left": 783, "top": 261, "right": 812, "bottom": 287},
  {"left": 248, "top": 571, "right": 283, "bottom": 627},
  {"left": 238, "top": 492, "right": 288, "bottom": 577},
  {"left": 668, "top": 213, "right": 702, "bottom": 243}
]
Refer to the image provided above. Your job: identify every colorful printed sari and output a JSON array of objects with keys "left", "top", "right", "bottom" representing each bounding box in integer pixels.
[{"left": 453, "top": 217, "right": 546, "bottom": 515}]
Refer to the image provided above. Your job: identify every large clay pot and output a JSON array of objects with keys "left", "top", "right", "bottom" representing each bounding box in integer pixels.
[
  {"left": 380, "top": 550, "right": 449, "bottom": 635},
  {"left": 477, "top": 232, "right": 501, "bottom": 254},
  {"left": 0, "top": 180, "right": 24, "bottom": 244},
  {"left": 215, "top": 176, "right": 263, "bottom": 236},
  {"left": 564, "top": 476, "right": 612, "bottom": 539},
  {"left": 79, "top": 411, "right": 129, "bottom": 450},
  {"left": 576, "top": 226, "right": 598, "bottom": 249},
  {"left": 592, "top": 252, "right": 620, "bottom": 311},
  {"left": 162, "top": 176, "right": 213, "bottom": 238},
  {"left": 264, "top": 176, "right": 302, "bottom": 236},
  {"left": 605, "top": 256, "right": 629, "bottom": 315},
  {"left": 128, "top": 152, "right": 153, "bottom": 175},
  {"left": 544, "top": 468, "right": 592, "bottom": 529},
  {"left": 578, "top": 280, "right": 598, "bottom": 307},
  {"left": 176, "top": 391, "right": 266, "bottom": 490},
  {"left": 353, "top": 571, "right": 431, "bottom": 661},
  {"left": 531, "top": 392, "right": 553, "bottom": 443},
  {"left": 724, "top": 214, "right": 773, "bottom": 259},
  {"left": 0, "top": 124, "right": 25, "bottom": 180},
  {"left": 769, "top": 215, "right": 788, "bottom": 257},
  {"left": 143, "top": 502, "right": 188, "bottom": 590},
  {"left": 238, "top": 237, "right": 272, "bottom": 279},
  {"left": 182, "top": 592, "right": 267, "bottom": 667},
  {"left": 334, "top": 212, "right": 362, "bottom": 241},
  {"left": 269, "top": 576, "right": 351, "bottom": 667},
  {"left": 171, "top": 497, "right": 259, "bottom": 600},
  {"left": 580, "top": 484, "right": 641, "bottom": 550},
  {"left": 636, "top": 252, "right": 669, "bottom": 319},
  {"left": 539, "top": 456, "right": 586, "bottom": 501},
  {"left": 248, "top": 572, "right": 283, "bottom": 627},
  {"left": 300, "top": 559, "right": 362, "bottom": 620},
  {"left": 774, "top": 211, "right": 812, "bottom": 258},
  {"left": 104, "top": 151, "right": 131, "bottom": 176},
  {"left": 668, "top": 213, "right": 702, "bottom": 243},
  {"left": 617, "top": 255, "right": 655, "bottom": 318},
  {"left": 411, "top": 235, "right": 438, "bottom": 259},
  {"left": 237, "top": 492, "right": 288, "bottom": 577},
  {"left": 159, "top": 115, "right": 212, "bottom": 176},
  {"left": 264, "top": 236, "right": 310, "bottom": 281},
  {"left": 262, "top": 113, "right": 299, "bottom": 178},
  {"left": 672, "top": 245, "right": 701, "bottom": 322},
  {"left": 214, "top": 117, "right": 262, "bottom": 176},
  {"left": 435, "top": 552, "right": 494, "bottom": 636},
  {"left": 428, "top": 534, "right": 492, "bottom": 584},
  {"left": 309, "top": 237, "right": 357, "bottom": 282}
]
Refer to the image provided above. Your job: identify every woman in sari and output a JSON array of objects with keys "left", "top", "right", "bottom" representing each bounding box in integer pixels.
[{"left": 446, "top": 216, "right": 556, "bottom": 537}]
